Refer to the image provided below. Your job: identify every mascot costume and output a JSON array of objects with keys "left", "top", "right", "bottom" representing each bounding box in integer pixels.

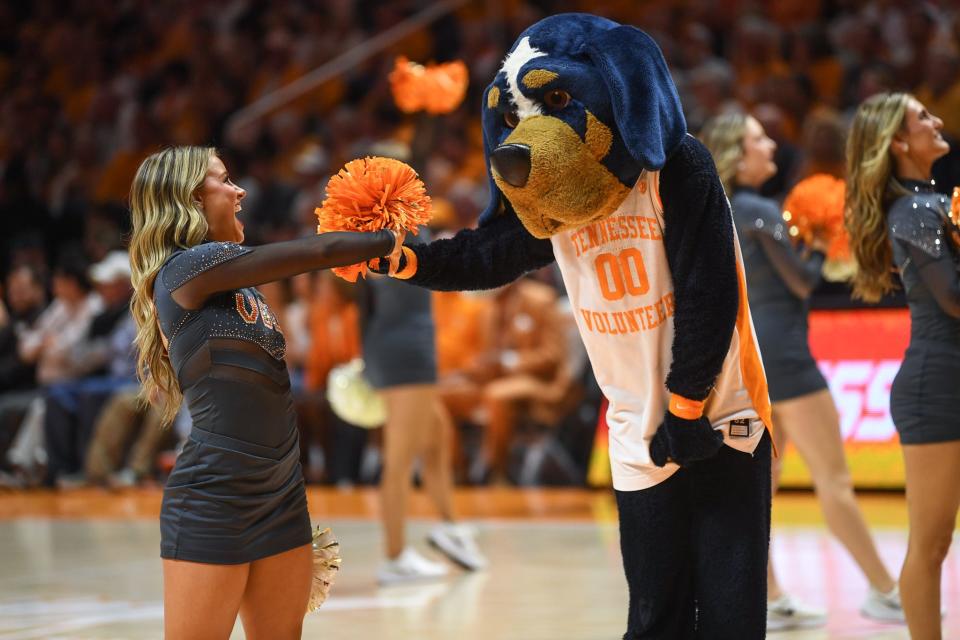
[{"left": 376, "top": 14, "right": 774, "bottom": 639}]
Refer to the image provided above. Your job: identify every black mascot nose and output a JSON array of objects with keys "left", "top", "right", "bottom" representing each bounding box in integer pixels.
[{"left": 491, "top": 144, "right": 531, "bottom": 188}]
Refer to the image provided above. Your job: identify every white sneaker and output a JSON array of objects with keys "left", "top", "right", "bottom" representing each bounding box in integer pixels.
[
  {"left": 428, "top": 523, "right": 487, "bottom": 571},
  {"left": 377, "top": 547, "right": 448, "bottom": 585},
  {"left": 767, "top": 594, "right": 827, "bottom": 631},
  {"left": 860, "top": 586, "right": 907, "bottom": 623}
]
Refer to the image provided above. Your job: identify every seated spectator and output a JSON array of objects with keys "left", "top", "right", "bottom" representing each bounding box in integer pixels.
[
  {"left": 40, "top": 250, "right": 136, "bottom": 487},
  {"left": 433, "top": 288, "right": 494, "bottom": 477},
  {"left": 299, "top": 271, "right": 366, "bottom": 484},
  {"left": 83, "top": 389, "right": 172, "bottom": 487},
  {"left": 436, "top": 277, "right": 571, "bottom": 484},
  {"left": 0, "top": 265, "right": 47, "bottom": 473},
  {"left": 17, "top": 252, "right": 103, "bottom": 385},
  {"left": 6, "top": 251, "right": 103, "bottom": 481}
]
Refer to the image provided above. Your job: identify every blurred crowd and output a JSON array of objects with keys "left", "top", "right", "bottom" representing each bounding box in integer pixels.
[{"left": 2, "top": 0, "right": 960, "bottom": 487}]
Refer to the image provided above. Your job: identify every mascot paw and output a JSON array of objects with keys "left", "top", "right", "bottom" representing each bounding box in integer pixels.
[
  {"left": 367, "top": 247, "right": 415, "bottom": 279},
  {"left": 649, "top": 413, "right": 724, "bottom": 467}
]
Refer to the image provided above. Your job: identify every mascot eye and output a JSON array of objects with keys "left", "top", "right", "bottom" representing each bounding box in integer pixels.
[
  {"left": 544, "top": 90, "right": 571, "bottom": 110},
  {"left": 504, "top": 111, "right": 520, "bottom": 128}
]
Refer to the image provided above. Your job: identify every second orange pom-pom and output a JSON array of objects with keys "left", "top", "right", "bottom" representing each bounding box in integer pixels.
[
  {"left": 315, "top": 156, "right": 432, "bottom": 282},
  {"left": 389, "top": 56, "right": 469, "bottom": 115},
  {"left": 782, "top": 173, "right": 852, "bottom": 281}
]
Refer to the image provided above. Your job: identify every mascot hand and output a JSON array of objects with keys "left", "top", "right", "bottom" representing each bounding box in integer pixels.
[
  {"left": 649, "top": 412, "right": 724, "bottom": 467},
  {"left": 368, "top": 239, "right": 416, "bottom": 279}
]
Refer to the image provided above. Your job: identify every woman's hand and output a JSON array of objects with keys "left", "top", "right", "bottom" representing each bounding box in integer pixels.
[
  {"left": 808, "top": 231, "right": 830, "bottom": 254},
  {"left": 386, "top": 229, "right": 406, "bottom": 276}
]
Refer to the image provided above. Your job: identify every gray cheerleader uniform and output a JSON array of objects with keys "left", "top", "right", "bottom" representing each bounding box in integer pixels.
[
  {"left": 154, "top": 232, "right": 393, "bottom": 563},
  {"left": 888, "top": 179, "right": 960, "bottom": 444},
  {"left": 731, "top": 188, "right": 827, "bottom": 402}
]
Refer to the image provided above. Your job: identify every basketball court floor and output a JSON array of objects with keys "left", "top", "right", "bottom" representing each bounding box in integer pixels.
[{"left": 0, "top": 488, "right": 957, "bottom": 639}]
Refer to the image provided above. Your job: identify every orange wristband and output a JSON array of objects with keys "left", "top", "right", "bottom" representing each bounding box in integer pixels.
[
  {"left": 393, "top": 246, "right": 418, "bottom": 280},
  {"left": 668, "top": 394, "right": 704, "bottom": 420}
]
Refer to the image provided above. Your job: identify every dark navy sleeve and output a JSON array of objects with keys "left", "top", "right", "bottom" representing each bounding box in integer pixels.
[
  {"left": 400, "top": 213, "right": 555, "bottom": 292},
  {"left": 165, "top": 231, "right": 395, "bottom": 309},
  {"left": 659, "top": 135, "right": 739, "bottom": 401}
]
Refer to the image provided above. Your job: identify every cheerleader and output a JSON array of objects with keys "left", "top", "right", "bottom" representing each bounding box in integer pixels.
[
  {"left": 702, "top": 112, "right": 903, "bottom": 631},
  {"left": 846, "top": 93, "right": 958, "bottom": 640},
  {"left": 129, "top": 147, "right": 402, "bottom": 639}
]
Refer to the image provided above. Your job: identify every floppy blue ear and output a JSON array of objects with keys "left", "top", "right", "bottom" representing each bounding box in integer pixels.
[{"left": 584, "top": 26, "right": 686, "bottom": 171}]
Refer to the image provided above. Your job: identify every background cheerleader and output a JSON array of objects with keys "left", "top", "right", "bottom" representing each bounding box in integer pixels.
[{"left": 702, "top": 112, "right": 903, "bottom": 631}]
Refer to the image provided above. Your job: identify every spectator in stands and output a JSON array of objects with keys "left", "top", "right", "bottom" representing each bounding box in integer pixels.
[
  {"left": 300, "top": 272, "right": 367, "bottom": 484},
  {"left": 83, "top": 389, "right": 171, "bottom": 487},
  {"left": 467, "top": 278, "right": 571, "bottom": 484},
  {"left": 915, "top": 43, "right": 960, "bottom": 142},
  {"left": 6, "top": 251, "right": 102, "bottom": 481},
  {"left": 0, "top": 265, "right": 47, "bottom": 475},
  {"left": 43, "top": 250, "right": 136, "bottom": 487},
  {"left": 0, "top": 265, "right": 46, "bottom": 392},
  {"left": 685, "top": 60, "right": 740, "bottom": 133},
  {"left": 17, "top": 252, "right": 103, "bottom": 385},
  {"left": 793, "top": 106, "right": 848, "bottom": 182}
]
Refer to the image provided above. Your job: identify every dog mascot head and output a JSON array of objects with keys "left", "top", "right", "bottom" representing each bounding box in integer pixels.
[{"left": 479, "top": 13, "right": 687, "bottom": 238}]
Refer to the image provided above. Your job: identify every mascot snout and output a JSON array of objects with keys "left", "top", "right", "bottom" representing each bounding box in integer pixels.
[{"left": 490, "top": 144, "right": 531, "bottom": 188}]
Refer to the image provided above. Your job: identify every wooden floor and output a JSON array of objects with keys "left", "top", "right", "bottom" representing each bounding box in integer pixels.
[{"left": 0, "top": 487, "right": 957, "bottom": 639}]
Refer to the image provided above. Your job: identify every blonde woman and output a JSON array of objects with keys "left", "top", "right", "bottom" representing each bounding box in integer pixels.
[
  {"left": 702, "top": 113, "right": 903, "bottom": 631},
  {"left": 846, "top": 93, "right": 958, "bottom": 640},
  {"left": 129, "top": 147, "right": 403, "bottom": 639}
]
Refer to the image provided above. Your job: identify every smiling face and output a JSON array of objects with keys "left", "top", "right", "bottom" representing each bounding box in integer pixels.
[
  {"left": 735, "top": 116, "right": 778, "bottom": 189},
  {"left": 482, "top": 37, "right": 641, "bottom": 239},
  {"left": 892, "top": 98, "right": 950, "bottom": 177},
  {"left": 197, "top": 155, "right": 246, "bottom": 243}
]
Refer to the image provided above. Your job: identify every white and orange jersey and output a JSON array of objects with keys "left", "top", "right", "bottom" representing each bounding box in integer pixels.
[{"left": 551, "top": 170, "right": 772, "bottom": 491}]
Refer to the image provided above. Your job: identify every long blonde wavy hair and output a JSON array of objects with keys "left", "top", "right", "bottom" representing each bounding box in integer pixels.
[
  {"left": 699, "top": 112, "right": 749, "bottom": 195},
  {"left": 845, "top": 93, "right": 911, "bottom": 302},
  {"left": 129, "top": 146, "right": 214, "bottom": 424}
]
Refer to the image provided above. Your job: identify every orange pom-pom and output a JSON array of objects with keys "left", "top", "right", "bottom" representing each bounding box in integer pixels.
[
  {"left": 782, "top": 174, "right": 849, "bottom": 259},
  {"left": 389, "top": 56, "right": 469, "bottom": 115},
  {"left": 947, "top": 187, "right": 960, "bottom": 251},
  {"left": 315, "top": 157, "right": 432, "bottom": 282},
  {"left": 782, "top": 173, "right": 851, "bottom": 281}
]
